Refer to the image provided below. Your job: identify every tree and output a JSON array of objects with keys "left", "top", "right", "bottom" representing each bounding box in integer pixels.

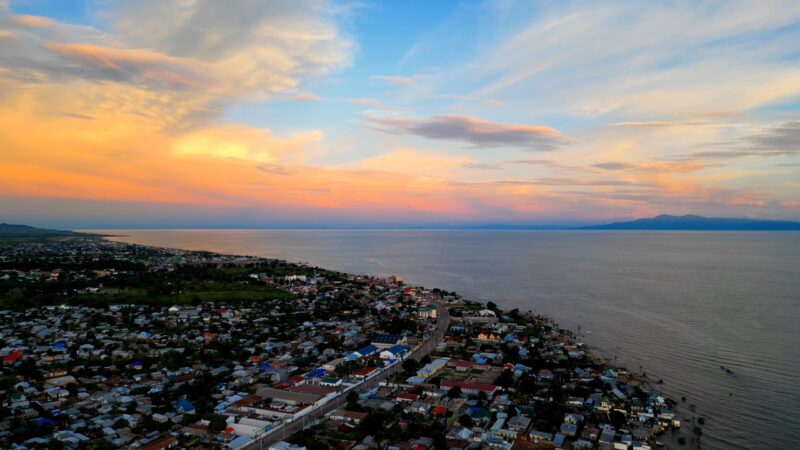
[
  {"left": 458, "top": 414, "right": 473, "bottom": 428},
  {"left": 346, "top": 390, "right": 360, "bottom": 409},
  {"left": 495, "top": 369, "right": 515, "bottom": 389},
  {"left": 208, "top": 414, "right": 228, "bottom": 433},
  {"left": 447, "top": 385, "right": 462, "bottom": 399},
  {"left": 402, "top": 358, "right": 419, "bottom": 374},
  {"left": 159, "top": 350, "right": 186, "bottom": 371}
]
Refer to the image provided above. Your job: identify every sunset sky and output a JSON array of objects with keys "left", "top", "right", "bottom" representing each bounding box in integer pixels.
[{"left": 1, "top": 0, "right": 799, "bottom": 228}]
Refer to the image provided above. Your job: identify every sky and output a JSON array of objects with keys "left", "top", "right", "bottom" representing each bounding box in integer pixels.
[{"left": 1, "top": 0, "right": 799, "bottom": 228}]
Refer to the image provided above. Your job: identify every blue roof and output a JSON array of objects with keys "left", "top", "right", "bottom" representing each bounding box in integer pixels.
[
  {"left": 385, "top": 344, "right": 409, "bottom": 355},
  {"left": 172, "top": 399, "right": 195, "bottom": 412},
  {"left": 305, "top": 368, "right": 327, "bottom": 378},
  {"left": 34, "top": 418, "right": 57, "bottom": 427},
  {"left": 53, "top": 342, "right": 66, "bottom": 349},
  {"left": 357, "top": 344, "right": 379, "bottom": 356},
  {"left": 229, "top": 435, "right": 251, "bottom": 450},
  {"left": 372, "top": 334, "right": 401, "bottom": 344},
  {"left": 260, "top": 364, "right": 272, "bottom": 371}
]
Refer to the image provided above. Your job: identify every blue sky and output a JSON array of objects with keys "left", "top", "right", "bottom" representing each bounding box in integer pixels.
[{"left": 0, "top": 0, "right": 799, "bottom": 228}]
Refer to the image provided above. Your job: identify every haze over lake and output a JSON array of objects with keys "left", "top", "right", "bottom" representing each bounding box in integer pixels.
[{"left": 97, "top": 229, "right": 800, "bottom": 450}]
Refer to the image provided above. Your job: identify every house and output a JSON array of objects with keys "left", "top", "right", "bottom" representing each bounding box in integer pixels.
[
  {"left": 255, "top": 387, "right": 322, "bottom": 406},
  {"left": 476, "top": 332, "right": 500, "bottom": 343},
  {"left": 446, "top": 359, "right": 491, "bottom": 372},
  {"left": 371, "top": 334, "right": 405, "bottom": 349},
  {"left": 417, "top": 305, "right": 438, "bottom": 319},
  {"left": 318, "top": 377, "right": 343, "bottom": 387},
  {"left": 440, "top": 380, "right": 499, "bottom": 396},
  {"left": 172, "top": 399, "right": 195, "bottom": 414},
  {"left": 3, "top": 349, "right": 24, "bottom": 364},
  {"left": 140, "top": 435, "right": 178, "bottom": 450},
  {"left": 45, "top": 375, "right": 77, "bottom": 387},
  {"left": 356, "top": 344, "right": 380, "bottom": 358},
  {"left": 560, "top": 423, "right": 578, "bottom": 437},
  {"left": 417, "top": 358, "right": 448, "bottom": 378},
  {"left": 353, "top": 367, "right": 377, "bottom": 379},
  {"left": 507, "top": 415, "right": 531, "bottom": 432},
  {"left": 529, "top": 430, "right": 554, "bottom": 444},
  {"left": 599, "top": 429, "right": 616, "bottom": 445},
  {"left": 329, "top": 409, "right": 367, "bottom": 424},
  {"left": 322, "top": 357, "right": 346, "bottom": 371},
  {"left": 395, "top": 392, "right": 419, "bottom": 402},
  {"left": 270, "top": 442, "right": 306, "bottom": 450},
  {"left": 379, "top": 344, "right": 409, "bottom": 360}
]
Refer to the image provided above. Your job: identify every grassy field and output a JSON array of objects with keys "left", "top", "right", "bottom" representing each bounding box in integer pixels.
[{"left": 0, "top": 281, "right": 293, "bottom": 308}]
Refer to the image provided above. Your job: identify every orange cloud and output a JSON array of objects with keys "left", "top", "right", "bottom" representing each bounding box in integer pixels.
[{"left": 8, "top": 14, "right": 53, "bottom": 28}]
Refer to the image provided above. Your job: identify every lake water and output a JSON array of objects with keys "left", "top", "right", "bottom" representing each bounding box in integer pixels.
[{"left": 95, "top": 229, "right": 800, "bottom": 449}]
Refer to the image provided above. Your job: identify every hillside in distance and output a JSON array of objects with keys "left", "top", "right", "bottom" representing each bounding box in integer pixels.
[
  {"left": 0, "top": 223, "right": 100, "bottom": 238},
  {"left": 581, "top": 214, "right": 800, "bottom": 230}
]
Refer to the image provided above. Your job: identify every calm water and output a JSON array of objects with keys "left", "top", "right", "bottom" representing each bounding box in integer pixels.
[{"left": 95, "top": 230, "right": 800, "bottom": 449}]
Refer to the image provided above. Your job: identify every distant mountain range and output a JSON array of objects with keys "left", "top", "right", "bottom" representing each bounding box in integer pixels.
[
  {"left": 3, "top": 215, "right": 800, "bottom": 234},
  {"left": 581, "top": 214, "right": 800, "bottom": 230},
  {"left": 0, "top": 223, "right": 99, "bottom": 238}
]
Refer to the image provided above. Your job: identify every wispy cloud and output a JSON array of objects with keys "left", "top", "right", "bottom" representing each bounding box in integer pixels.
[
  {"left": 744, "top": 121, "right": 800, "bottom": 151},
  {"left": 364, "top": 114, "right": 574, "bottom": 150},
  {"left": 695, "top": 122, "right": 800, "bottom": 159},
  {"left": 371, "top": 74, "right": 428, "bottom": 86},
  {"left": 462, "top": 162, "right": 502, "bottom": 170},
  {"left": 592, "top": 160, "right": 712, "bottom": 173},
  {"left": 289, "top": 92, "right": 322, "bottom": 102}
]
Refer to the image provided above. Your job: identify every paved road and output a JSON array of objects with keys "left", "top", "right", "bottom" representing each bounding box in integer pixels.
[{"left": 243, "top": 300, "right": 450, "bottom": 450}]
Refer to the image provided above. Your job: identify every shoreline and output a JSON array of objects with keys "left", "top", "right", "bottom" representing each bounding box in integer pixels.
[
  {"left": 100, "top": 235, "right": 700, "bottom": 449},
  {"left": 0, "top": 234, "right": 705, "bottom": 448}
]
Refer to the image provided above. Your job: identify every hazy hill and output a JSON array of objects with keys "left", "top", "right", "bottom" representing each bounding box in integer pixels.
[
  {"left": 0, "top": 223, "right": 98, "bottom": 238},
  {"left": 581, "top": 214, "right": 800, "bottom": 230}
]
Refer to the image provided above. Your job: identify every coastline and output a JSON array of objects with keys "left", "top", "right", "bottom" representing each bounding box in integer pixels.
[
  {"left": 0, "top": 234, "right": 712, "bottom": 449},
  {"left": 101, "top": 235, "right": 698, "bottom": 449}
]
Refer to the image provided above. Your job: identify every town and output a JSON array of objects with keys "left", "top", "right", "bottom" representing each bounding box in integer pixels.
[{"left": 0, "top": 239, "right": 693, "bottom": 449}]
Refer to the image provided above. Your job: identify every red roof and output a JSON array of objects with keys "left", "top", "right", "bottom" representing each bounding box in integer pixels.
[
  {"left": 441, "top": 379, "right": 497, "bottom": 392},
  {"left": 412, "top": 445, "right": 428, "bottom": 450},
  {"left": 447, "top": 359, "right": 487, "bottom": 369},
  {"left": 233, "top": 395, "right": 259, "bottom": 407},
  {"left": 353, "top": 367, "right": 376, "bottom": 376},
  {"left": 396, "top": 392, "right": 419, "bottom": 401},
  {"left": 3, "top": 350, "right": 23, "bottom": 363},
  {"left": 140, "top": 436, "right": 178, "bottom": 450},
  {"left": 287, "top": 384, "right": 335, "bottom": 396},
  {"left": 432, "top": 406, "right": 447, "bottom": 415},
  {"left": 287, "top": 375, "right": 305, "bottom": 384}
]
